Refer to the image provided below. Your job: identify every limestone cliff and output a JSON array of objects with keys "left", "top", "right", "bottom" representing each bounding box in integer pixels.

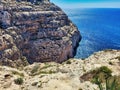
[{"left": 0, "top": 0, "right": 81, "bottom": 66}]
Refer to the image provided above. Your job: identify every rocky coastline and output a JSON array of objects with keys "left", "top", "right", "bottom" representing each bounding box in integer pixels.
[{"left": 0, "top": 0, "right": 120, "bottom": 90}]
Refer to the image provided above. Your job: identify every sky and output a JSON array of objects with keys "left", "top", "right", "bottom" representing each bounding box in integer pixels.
[{"left": 51, "top": 0, "right": 120, "bottom": 8}]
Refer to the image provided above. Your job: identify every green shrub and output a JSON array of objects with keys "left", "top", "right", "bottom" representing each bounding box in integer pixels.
[
  {"left": 99, "top": 66, "right": 112, "bottom": 78},
  {"left": 14, "top": 77, "right": 23, "bottom": 85},
  {"left": 80, "top": 66, "right": 120, "bottom": 90},
  {"left": 81, "top": 66, "right": 120, "bottom": 90}
]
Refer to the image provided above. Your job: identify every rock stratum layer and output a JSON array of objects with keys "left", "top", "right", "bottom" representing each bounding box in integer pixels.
[{"left": 0, "top": 0, "right": 81, "bottom": 66}]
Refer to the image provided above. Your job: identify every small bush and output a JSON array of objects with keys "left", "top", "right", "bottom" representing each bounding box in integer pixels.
[
  {"left": 99, "top": 66, "right": 112, "bottom": 76},
  {"left": 14, "top": 77, "right": 23, "bottom": 85},
  {"left": 66, "top": 60, "right": 71, "bottom": 64},
  {"left": 80, "top": 66, "right": 120, "bottom": 90}
]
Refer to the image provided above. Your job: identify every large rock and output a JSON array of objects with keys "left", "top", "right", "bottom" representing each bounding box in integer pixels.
[{"left": 0, "top": 0, "right": 81, "bottom": 65}]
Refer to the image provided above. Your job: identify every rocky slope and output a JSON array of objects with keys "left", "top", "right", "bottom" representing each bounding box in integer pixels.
[
  {"left": 0, "top": 50, "right": 120, "bottom": 90},
  {"left": 0, "top": 0, "right": 81, "bottom": 66}
]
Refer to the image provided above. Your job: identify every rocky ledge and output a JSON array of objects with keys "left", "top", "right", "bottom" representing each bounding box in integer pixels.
[
  {"left": 0, "top": 50, "right": 120, "bottom": 90},
  {"left": 0, "top": 0, "right": 81, "bottom": 66}
]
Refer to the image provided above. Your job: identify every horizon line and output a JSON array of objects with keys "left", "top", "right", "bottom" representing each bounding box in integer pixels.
[{"left": 51, "top": 2, "right": 120, "bottom": 9}]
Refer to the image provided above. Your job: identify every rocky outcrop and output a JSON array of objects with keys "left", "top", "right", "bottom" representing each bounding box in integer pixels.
[
  {"left": 0, "top": 0, "right": 81, "bottom": 65},
  {"left": 0, "top": 50, "right": 120, "bottom": 90}
]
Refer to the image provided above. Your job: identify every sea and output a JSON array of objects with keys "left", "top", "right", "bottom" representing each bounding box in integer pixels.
[{"left": 63, "top": 8, "right": 120, "bottom": 59}]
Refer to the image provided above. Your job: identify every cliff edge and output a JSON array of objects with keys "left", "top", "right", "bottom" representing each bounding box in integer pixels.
[
  {"left": 0, "top": 50, "right": 120, "bottom": 90},
  {"left": 0, "top": 0, "right": 81, "bottom": 66}
]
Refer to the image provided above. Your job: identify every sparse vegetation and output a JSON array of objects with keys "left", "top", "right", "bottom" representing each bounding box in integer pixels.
[
  {"left": 14, "top": 77, "right": 23, "bottom": 85},
  {"left": 66, "top": 60, "right": 71, "bottom": 64},
  {"left": 93, "top": 76, "right": 120, "bottom": 90},
  {"left": 82, "top": 66, "right": 86, "bottom": 72},
  {"left": 31, "top": 65, "right": 39, "bottom": 74},
  {"left": 21, "top": 56, "right": 29, "bottom": 66},
  {"left": 80, "top": 66, "right": 120, "bottom": 90},
  {"left": 99, "top": 66, "right": 112, "bottom": 75},
  {"left": 104, "top": 49, "right": 113, "bottom": 52},
  {"left": 12, "top": 70, "right": 24, "bottom": 77},
  {"left": 40, "top": 64, "right": 53, "bottom": 70},
  {"left": 38, "top": 70, "right": 56, "bottom": 74},
  {"left": 30, "top": 64, "right": 55, "bottom": 76}
]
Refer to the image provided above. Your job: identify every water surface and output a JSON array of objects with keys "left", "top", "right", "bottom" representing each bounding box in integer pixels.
[{"left": 64, "top": 8, "right": 120, "bottom": 58}]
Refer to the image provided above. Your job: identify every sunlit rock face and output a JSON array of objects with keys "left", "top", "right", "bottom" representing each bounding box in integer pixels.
[{"left": 0, "top": 0, "right": 81, "bottom": 65}]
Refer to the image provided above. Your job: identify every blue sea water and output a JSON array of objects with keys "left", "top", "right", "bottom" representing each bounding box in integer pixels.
[{"left": 64, "top": 8, "right": 120, "bottom": 58}]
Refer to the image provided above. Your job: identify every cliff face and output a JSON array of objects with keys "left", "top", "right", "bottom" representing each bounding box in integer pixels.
[{"left": 0, "top": 0, "right": 81, "bottom": 65}]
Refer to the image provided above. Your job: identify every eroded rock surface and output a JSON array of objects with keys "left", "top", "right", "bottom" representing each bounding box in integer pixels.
[
  {"left": 0, "top": 0, "right": 81, "bottom": 65},
  {"left": 0, "top": 27, "right": 28, "bottom": 67},
  {"left": 0, "top": 50, "right": 120, "bottom": 90}
]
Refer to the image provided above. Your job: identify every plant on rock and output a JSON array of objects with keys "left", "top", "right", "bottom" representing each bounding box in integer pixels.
[
  {"left": 80, "top": 66, "right": 120, "bottom": 90},
  {"left": 14, "top": 77, "right": 23, "bottom": 85}
]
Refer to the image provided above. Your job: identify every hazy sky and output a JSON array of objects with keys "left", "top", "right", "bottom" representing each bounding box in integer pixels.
[{"left": 51, "top": 0, "right": 120, "bottom": 8}]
